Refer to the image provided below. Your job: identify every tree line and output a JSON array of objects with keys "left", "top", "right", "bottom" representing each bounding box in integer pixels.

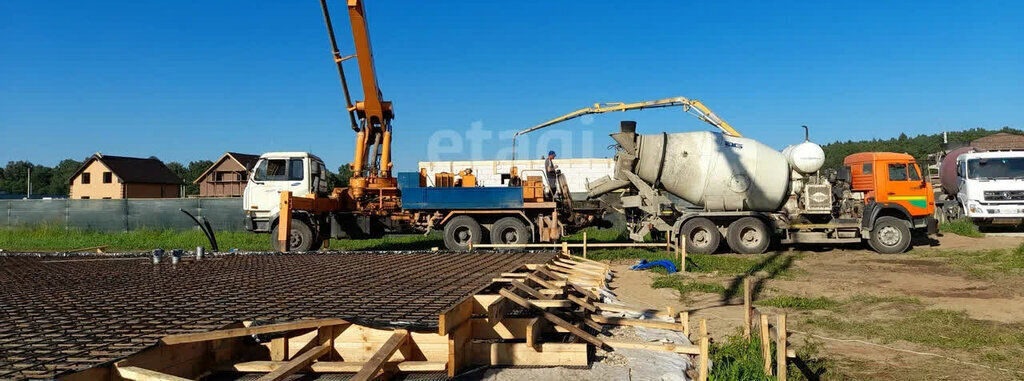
[
  {"left": 0, "top": 158, "right": 353, "bottom": 197},
  {"left": 1, "top": 127, "right": 1017, "bottom": 197},
  {"left": 819, "top": 127, "right": 1021, "bottom": 171}
]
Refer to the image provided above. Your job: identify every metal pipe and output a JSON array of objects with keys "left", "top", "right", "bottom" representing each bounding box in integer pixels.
[
  {"left": 471, "top": 242, "right": 673, "bottom": 249},
  {"left": 319, "top": 0, "right": 359, "bottom": 132}
]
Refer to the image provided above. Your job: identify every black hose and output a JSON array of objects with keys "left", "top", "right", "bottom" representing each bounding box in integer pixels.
[{"left": 179, "top": 209, "right": 219, "bottom": 252}]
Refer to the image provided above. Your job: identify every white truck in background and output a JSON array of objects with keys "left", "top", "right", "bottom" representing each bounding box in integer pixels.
[{"left": 944, "top": 150, "right": 1024, "bottom": 227}]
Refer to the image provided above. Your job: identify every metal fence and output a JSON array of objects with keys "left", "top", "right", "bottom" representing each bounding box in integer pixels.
[{"left": 0, "top": 198, "right": 246, "bottom": 232}]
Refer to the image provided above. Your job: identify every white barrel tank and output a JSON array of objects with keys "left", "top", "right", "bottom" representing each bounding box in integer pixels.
[
  {"left": 633, "top": 131, "right": 791, "bottom": 212},
  {"left": 782, "top": 141, "right": 826, "bottom": 174}
]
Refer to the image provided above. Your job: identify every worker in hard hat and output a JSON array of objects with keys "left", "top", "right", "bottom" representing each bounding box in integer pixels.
[{"left": 545, "top": 150, "right": 559, "bottom": 199}]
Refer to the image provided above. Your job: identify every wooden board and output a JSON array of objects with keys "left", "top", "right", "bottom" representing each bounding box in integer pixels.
[
  {"left": 353, "top": 330, "right": 409, "bottom": 381},
  {"left": 257, "top": 343, "right": 330, "bottom": 381},
  {"left": 438, "top": 297, "right": 473, "bottom": 335},
  {"left": 498, "top": 289, "right": 607, "bottom": 349},
  {"left": 468, "top": 342, "right": 588, "bottom": 367},
  {"left": 224, "top": 360, "right": 446, "bottom": 373},
  {"left": 115, "top": 366, "right": 190, "bottom": 381},
  {"left": 160, "top": 318, "right": 347, "bottom": 345}
]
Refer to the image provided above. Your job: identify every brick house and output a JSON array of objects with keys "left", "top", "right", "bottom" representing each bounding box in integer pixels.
[
  {"left": 193, "top": 152, "right": 260, "bottom": 197},
  {"left": 69, "top": 154, "right": 183, "bottom": 199}
]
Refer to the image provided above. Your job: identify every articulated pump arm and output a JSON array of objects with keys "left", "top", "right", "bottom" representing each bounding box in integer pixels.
[
  {"left": 512, "top": 96, "right": 741, "bottom": 159},
  {"left": 320, "top": 0, "right": 395, "bottom": 191}
]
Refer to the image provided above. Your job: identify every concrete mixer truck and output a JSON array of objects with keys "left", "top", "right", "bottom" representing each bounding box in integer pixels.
[
  {"left": 587, "top": 122, "right": 938, "bottom": 254},
  {"left": 934, "top": 147, "right": 1024, "bottom": 227}
]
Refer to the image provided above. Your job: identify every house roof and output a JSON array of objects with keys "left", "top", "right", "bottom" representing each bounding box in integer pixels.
[
  {"left": 69, "top": 154, "right": 183, "bottom": 185},
  {"left": 971, "top": 133, "right": 1024, "bottom": 151},
  {"left": 192, "top": 152, "right": 261, "bottom": 184}
]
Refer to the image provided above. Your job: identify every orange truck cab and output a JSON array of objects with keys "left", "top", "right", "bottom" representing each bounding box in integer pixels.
[{"left": 843, "top": 152, "right": 938, "bottom": 251}]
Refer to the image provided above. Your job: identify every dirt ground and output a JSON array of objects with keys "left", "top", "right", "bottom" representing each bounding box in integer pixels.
[{"left": 608, "top": 234, "right": 1024, "bottom": 380}]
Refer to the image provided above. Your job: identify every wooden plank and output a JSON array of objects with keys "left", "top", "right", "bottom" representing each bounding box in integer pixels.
[
  {"left": 448, "top": 319, "right": 471, "bottom": 378},
  {"left": 526, "top": 317, "right": 543, "bottom": 351},
  {"left": 270, "top": 336, "right": 289, "bottom": 361},
  {"left": 499, "top": 272, "right": 529, "bottom": 278},
  {"left": 509, "top": 280, "right": 550, "bottom": 300},
  {"left": 352, "top": 329, "right": 409, "bottom": 381},
  {"left": 487, "top": 296, "right": 509, "bottom": 324},
  {"left": 589, "top": 314, "right": 683, "bottom": 331},
  {"left": 566, "top": 294, "right": 596, "bottom": 312},
  {"left": 526, "top": 273, "right": 558, "bottom": 291},
  {"left": 498, "top": 289, "right": 607, "bottom": 349},
  {"left": 680, "top": 312, "right": 689, "bottom": 336},
  {"left": 604, "top": 339, "right": 700, "bottom": 355},
  {"left": 569, "top": 283, "right": 601, "bottom": 302},
  {"left": 160, "top": 318, "right": 347, "bottom": 345},
  {"left": 529, "top": 299, "right": 573, "bottom": 308},
  {"left": 438, "top": 297, "right": 473, "bottom": 335},
  {"left": 469, "top": 317, "right": 569, "bottom": 339},
  {"left": 116, "top": 366, "right": 191, "bottom": 381},
  {"left": 760, "top": 314, "right": 771, "bottom": 376},
  {"left": 699, "top": 318, "right": 709, "bottom": 381},
  {"left": 473, "top": 294, "right": 501, "bottom": 314},
  {"left": 536, "top": 266, "right": 565, "bottom": 281},
  {"left": 743, "top": 278, "right": 752, "bottom": 339},
  {"left": 257, "top": 343, "right": 330, "bottom": 381},
  {"left": 224, "top": 361, "right": 446, "bottom": 373},
  {"left": 468, "top": 342, "right": 588, "bottom": 367},
  {"left": 777, "top": 314, "right": 787, "bottom": 381}
]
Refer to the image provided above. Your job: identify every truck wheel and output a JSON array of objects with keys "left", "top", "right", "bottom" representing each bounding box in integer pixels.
[
  {"left": 270, "top": 219, "right": 318, "bottom": 252},
  {"left": 726, "top": 217, "right": 770, "bottom": 254},
  {"left": 680, "top": 218, "right": 720, "bottom": 254},
  {"left": 444, "top": 215, "right": 482, "bottom": 251},
  {"left": 490, "top": 217, "right": 530, "bottom": 245},
  {"left": 868, "top": 216, "right": 911, "bottom": 254}
]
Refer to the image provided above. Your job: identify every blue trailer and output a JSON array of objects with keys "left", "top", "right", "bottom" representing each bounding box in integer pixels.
[{"left": 393, "top": 172, "right": 602, "bottom": 250}]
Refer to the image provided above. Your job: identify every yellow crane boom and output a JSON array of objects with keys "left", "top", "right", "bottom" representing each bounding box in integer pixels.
[{"left": 512, "top": 96, "right": 741, "bottom": 159}]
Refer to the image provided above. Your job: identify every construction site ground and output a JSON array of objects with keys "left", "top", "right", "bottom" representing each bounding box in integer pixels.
[
  {"left": 606, "top": 233, "right": 1024, "bottom": 380},
  {"left": 3, "top": 234, "right": 1023, "bottom": 380},
  {"left": 0, "top": 251, "right": 553, "bottom": 379}
]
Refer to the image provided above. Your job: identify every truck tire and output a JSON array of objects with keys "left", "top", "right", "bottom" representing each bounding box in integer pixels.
[
  {"left": 490, "top": 217, "right": 530, "bottom": 245},
  {"left": 270, "top": 219, "right": 319, "bottom": 252},
  {"left": 868, "top": 216, "right": 911, "bottom": 254},
  {"left": 726, "top": 217, "right": 770, "bottom": 254},
  {"left": 444, "top": 215, "right": 482, "bottom": 251},
  {"left": 680, "top": 218, "right": 720, "bottom": 255}
]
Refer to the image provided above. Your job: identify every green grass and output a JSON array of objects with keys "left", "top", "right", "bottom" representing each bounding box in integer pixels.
[
  {"left": 755, "top": 296, "right": 842, "bottom": 311},
  {"left": 561, "top": 227, "right": 627, "bottom": 243},
  {"left": 939, "top": 218, "right": 984, "bottom": 238},
  {"left": 0, "top": 226, "right": 443, "bottom": 252},
  {"left": 651, "top": 275, "right": 727, "bottom": 298},
  {"left": 913, "top": 244, "right": 1024, "bottom": 278},
  {"left": 808, "top": 308, "right": 1024, "bottom": 352},
  {"left": 755, "top": 294, "right": 922, "bottom": 311},
  {"left": 710, "top": 331, "right": 833, "bottom": 381}
]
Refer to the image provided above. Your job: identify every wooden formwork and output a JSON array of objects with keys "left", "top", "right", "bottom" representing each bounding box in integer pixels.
[{"left": 70, "top": 253, "right": 714, "bottom": 380}]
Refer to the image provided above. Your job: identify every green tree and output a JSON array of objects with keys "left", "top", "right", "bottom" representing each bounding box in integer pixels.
[{"left": 327, "top": 163, "right": 353, "bottom": 189}]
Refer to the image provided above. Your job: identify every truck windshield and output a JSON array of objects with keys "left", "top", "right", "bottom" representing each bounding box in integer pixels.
[
  {"left": 253, "top": 159, "right": 288, "bottom": 181},
  {"left": 967, "top": 158, "right": 1024, "bottom": 180}
]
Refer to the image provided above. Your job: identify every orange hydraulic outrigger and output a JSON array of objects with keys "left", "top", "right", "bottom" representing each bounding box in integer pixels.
[{"left": 277, "top": 0, "right": 401, "bottom": 250}]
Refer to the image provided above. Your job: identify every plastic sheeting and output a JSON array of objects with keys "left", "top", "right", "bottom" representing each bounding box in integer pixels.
[{"left": 0, "top": 198, "right": 246, "bottom": 232}]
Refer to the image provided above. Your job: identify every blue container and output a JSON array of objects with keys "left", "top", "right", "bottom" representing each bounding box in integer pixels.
[{"left": 397, "top": 172, "right": 524, "bottom": 210}]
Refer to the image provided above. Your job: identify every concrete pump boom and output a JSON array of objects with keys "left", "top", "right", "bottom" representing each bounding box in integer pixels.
[{"left": 511, "top": 96, "right": 742, "bottom": 159}]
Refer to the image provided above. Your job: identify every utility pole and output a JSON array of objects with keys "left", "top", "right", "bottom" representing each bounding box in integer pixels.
[{"left": 26, "top": 167, "right": 31, "bottom": 199}]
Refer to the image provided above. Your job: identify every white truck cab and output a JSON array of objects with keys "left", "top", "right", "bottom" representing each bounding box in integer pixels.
[
  {"left": 957, "top": 151, "right": 1024, "bottom": 225},
  {"left": 243, "top": 152, "right": 328, "bottom": 233}
]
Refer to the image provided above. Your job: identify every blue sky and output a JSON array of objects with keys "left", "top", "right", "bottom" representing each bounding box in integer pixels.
[{"left": 1, "top": 1, "right": 1021, "bottom": 171}]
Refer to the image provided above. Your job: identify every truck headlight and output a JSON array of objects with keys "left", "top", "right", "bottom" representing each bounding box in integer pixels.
[{"left": 968, "top": 202, "right": 982, "bottom": 214}]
